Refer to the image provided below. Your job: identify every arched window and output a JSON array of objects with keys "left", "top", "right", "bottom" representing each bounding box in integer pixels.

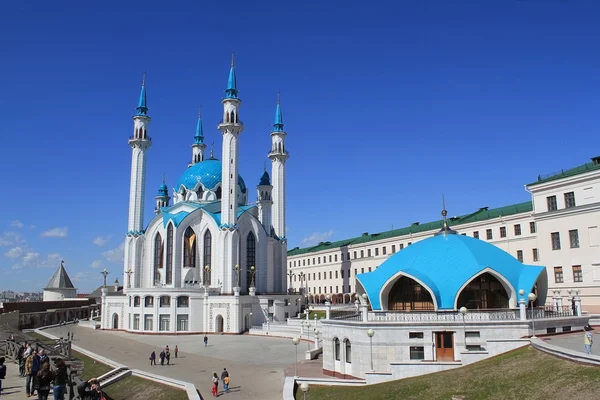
[
  {"left": 334, "top": 338, "right": 340, "bottom": 361},
  {"left": 133, "top": 296, "right": 140, "bottom": 307},
  {"left": 344, "top": 339, "right": 351, "bottom": 363},
  {"left": 166, "top": 223, "right": 173, "bottom": 285},
  {"left": 183, "top": 227, "right": 197, "bottom": 268},
  {"left": 246, "top": 232, "right": 256, "bottom": 290},
  {"left": 457, "top": 272, "right": 509, "bottom": 309},
  {"left": 153, "top": 233, "right": 163, "bottom": 284},
  {"left": 203, "top": 230, "right": 212, "bottom": 285},
  {"left": 388, "top": 276, "right": 434, "bottom": 311}
]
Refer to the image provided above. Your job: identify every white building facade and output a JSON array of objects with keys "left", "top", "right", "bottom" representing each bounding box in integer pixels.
[
  {"left": 288, "top": 157, "right": 600, "bottom": 312},
  {"left": 100, "top": 60, "right": 300, "bottom": 333}
]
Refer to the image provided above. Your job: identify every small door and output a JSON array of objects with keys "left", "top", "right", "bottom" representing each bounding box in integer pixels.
[{"left": 435, "top": 332, "right": 454, "bottom": 361}]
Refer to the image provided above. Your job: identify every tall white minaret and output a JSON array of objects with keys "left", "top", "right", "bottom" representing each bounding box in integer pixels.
[
  {"left": 217, "top": 55, "right": 244, "bottom": 227},
  {"left": 268, "top": 93, "right": 289, "bottom": 239},
  {"left": 257, "top": 167, "right": 273, "bottom": 235},
  {"left": 189, "top": 107, "right": 206, "bottom": 167},
  {"left": 128, "top": 74, "right": 152, "bottom": 233}
]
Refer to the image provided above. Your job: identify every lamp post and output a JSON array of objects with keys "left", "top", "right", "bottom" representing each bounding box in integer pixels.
[
  {"left": 306, "top": 323, "right": 311, "bottom": 350},
  {"left": 233, "top": 264, "right": 241, "bottom": 287},
  {"left": 100, "top": 269, "right": 109, "bottom": 288},
  {"left": 459, "top": 306, "right": 468, "bottom": 350},
  {"left": 299, "top": 272, "right": 305, "bottom": 294},
  {"left": 292, "top": 336, "right": 301, "bottom": 377},
  {"left": 250, "top": 266, "right": 256, "bottom": 287},
  {"left": 528, "top": 292, "right": 537, "bottom": 338},
  {"left": 287, "top": 270, "right": 295, "bottom": 293},
  {"left": 367, "top": 328, "right": 375, "bottom": 371},
  {"left": 203, "top": 265, "right": 211, "bottom": 288},
  {"left": 296, "top": 298, "right": 301, "bottom": 316},
  {"left": 313, "top": 329, "right": 320, "bottom": 350},
  {"left": 125, "top": 269, "right": 133, "bottom": 288},
  {"left": 300, "top": 382, "right": 309, "bottom": 400}
]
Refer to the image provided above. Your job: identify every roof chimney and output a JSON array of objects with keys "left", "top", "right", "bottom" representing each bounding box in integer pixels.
[{"left": 591, "top": 156, "right": 600, "bottom": 165}]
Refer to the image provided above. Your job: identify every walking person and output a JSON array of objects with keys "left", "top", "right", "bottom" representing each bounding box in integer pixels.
[
  {"left": 149, "top": 351, "right": 156, "bottom": 366},
  {"left": 211, "top": 372, "right": 219, "bottom": 397},
  {"left": 159, "top": 350, "right": 165, "bottom": 366},
  {"left": 204, "top": 336, "right": 208, "bottom": 347},
  {"left": 174, "top": 345, "right": 178, "bottom": 358},
  {"left": 26, "top": 350, "right": 40, "bottom": 397},
  {"left": 220, "top": 368, "right": 229, "bottom": 387},
  {"left": 53, "top": 358, "right": 68, "bottom": 400},
  {"left": 0, "top": 357, "right": 6, "bottom": 396},
  {"left": 36, "top": 362, "right": 54, "bottom": 400},
  {"left": 17, "top": 342, "right": 26, "bottom": 377},
  {"left": 223, "top": 374, "right": 230, "bottom": 394},
  {"left": 165, "top": 349, "right": 171, "bottom": 366},
  {"left": 585, "top": 326, "right": 594, "bottom": 354}
]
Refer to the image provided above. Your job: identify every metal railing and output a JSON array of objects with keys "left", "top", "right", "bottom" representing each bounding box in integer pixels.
[
  {"left": 527, "top": 305, "right": 574, "bottom": 319},
  {"left": 330, "top": 306, "right": 362, "bottom": 321},
  {"left": 370, "top": 309, "right": 520, "bottom": 322}
]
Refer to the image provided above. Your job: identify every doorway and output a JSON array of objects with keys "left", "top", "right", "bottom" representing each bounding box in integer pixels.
[
  {"left": 215, "top": 315, "right": 224, "bottom": 333},
  {"left": 435, "top": 332, "right": 454, "bottom": 361},
  {"left": 112, "top": 313, "right": 119, "bottom": 329}
]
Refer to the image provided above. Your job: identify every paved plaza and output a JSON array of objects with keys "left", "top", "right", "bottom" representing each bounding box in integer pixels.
[
  {"left": 541, "top": 330, "right": 597, "bottom": 355},
  {"left": 43, "top": 325, "right": 323, "bottom": 400}
]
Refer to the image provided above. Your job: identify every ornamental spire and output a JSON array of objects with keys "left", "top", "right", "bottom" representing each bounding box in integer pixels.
[
  {"left": 273, "top": 91, "right": 284, "bottom": 132},
  {"left": 225, "top": 53, "right": 238, "bottom": 99},
  {"left": 135, "top": 71, "right": 148, "bottom": 116},
  {"left": 194, "top": 106, "right": 204, "bottom": 144},
  {"left": 435, "top": 194, "right": 457, "bottom": 236}
]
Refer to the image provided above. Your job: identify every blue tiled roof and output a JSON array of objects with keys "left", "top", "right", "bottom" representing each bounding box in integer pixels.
[
  {"left": 175, "top": 159, "right": 247, "bottom": 193},
  {"left": 259, "top": 170, "right": 271, "bottom": 186},
  {"left": 157, "top": 182, "right": 168, "bottom": 196},
  {"left": 356, "top": 233, "right": 546, "bottom": 310},
  {"left": 273, "top": 102, "right": 284, "bottom": 132},
  {"left": 135, "top": 84, "right": 148, "bottom": 116}
]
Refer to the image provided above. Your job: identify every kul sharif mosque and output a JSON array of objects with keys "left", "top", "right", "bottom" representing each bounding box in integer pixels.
[{"left": 100, "top": 57, "right": 300, "bottom": 334}]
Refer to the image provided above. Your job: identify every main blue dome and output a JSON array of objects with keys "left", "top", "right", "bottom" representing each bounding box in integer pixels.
[
  {"left": 175, "top": 159, "right": 247, "bottom": 193},
  {"left": 357, "top": 233, "right": 547, "bottom": 310}
]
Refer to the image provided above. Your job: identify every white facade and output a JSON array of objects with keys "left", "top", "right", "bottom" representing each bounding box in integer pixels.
[
  {"left": 101, "top": 63, "right": 300, "bottom": 333},
  {"left": 288, "top": 157, "right": 600, "bottom": 312}
]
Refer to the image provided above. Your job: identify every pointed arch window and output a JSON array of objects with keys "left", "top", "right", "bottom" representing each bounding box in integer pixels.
[
  {"left": 246, "top": 232, "right": 256, "bottom": 291},
  {"left": 166, "top": 223, "right": 173, "bottom": 285},
  {"left": 183, "top": 227, "right": 197, "bottom": 268},
  {"left": 153, "top": 233, "right": 163, "bottom": 284},
  {"left": 203, "top": 230, "right": 212, "bottom": 285}
]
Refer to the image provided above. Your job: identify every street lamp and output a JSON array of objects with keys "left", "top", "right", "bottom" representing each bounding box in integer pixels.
[
  {"left": 459, "top": 306, "right": 468, "bottom": 350},
  {"left": 204, "top": 265, "right": 211, "bottom": 287},
  {"left": 100, "top": 269, "right": 109, "bottom": 288},
  {"left": 528, "top": 292, "right": 537, "bottom": 338},
  {"left": 300, "top": 382, "right": 310, "bottom": 400},
  {"left": 292, "top": 336, "right": 301, "bottom": 377},
  {"left": 233, "top": 264, "right": 241, "bottom": 287},
  {"left": 366, "top": 328, "right": 375, "bottom": 371},
  {"left": 287, "top": 270, "right": 295, "bottom": 292},
  {"left": 250, "top": 266, "right": 256, "bottom": 287},
  {"left": 125, "top": 269, "right": 133, "bottom": 288},
  {"left": 306, "top": 323, "right": 311, "bottom": 350}
]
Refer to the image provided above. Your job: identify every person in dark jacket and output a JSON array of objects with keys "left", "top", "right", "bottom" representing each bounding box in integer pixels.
[
  {"left": 17, "top": 342, "right": 26, "bottom": 376},
  {"left": 36, "top": 362, "right": 54, "bottom": 400},
  {"left": 53, "top": 358, "right": 69, "bottom": 400},
  {"left": 149, "top": 351, "right": 156, "bottom": 366},
  {"left": 77, "top": 378, "right": 106, "bottom": 400}
]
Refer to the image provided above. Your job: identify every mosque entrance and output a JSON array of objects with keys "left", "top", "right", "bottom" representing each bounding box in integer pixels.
[
  {"left": 215, "top": 315, "right": 224, "bottom": 333},
  {"left": 112, "top": 313, "right": 119, "bottom": 329},
  {"left": 435, "top": 332, "right": 454, "bottom": 361}
]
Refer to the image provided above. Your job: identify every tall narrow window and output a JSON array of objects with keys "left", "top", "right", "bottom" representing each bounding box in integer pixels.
[
  {"left": 516, "top": 250, "right": 523, "bottom": 262},
  {"left": 554, "top": 267, "right": 564, "bottom": 283},
  {"left": 564, "top": 192, "right": 576, "bottom": 208},
  {"left": 514, "top": 224, "right": 522, "bottom": 236},
  {"left": 203, "top": 230, "right": 212, "bottom": 285},
  {"left": 486, "top": 229, "right": 493, "bottom": 240},
  {"left": 569, "top": 229, "right": 580, "bottom": 248},
  {"left": 183, "top": 227, "right": 197, "bottom": 268},
  {"left": 334, "top": 338, "right": 340, "bottom": 361},
  {"left": 246, "top": 232, "right": 256, "bottom": 289},
  {"left": 572, "top": 265, "right": 583, "bottom": 283},
  {"left": 153, "top": 233, "right": 163, "bottom": 284},
  {"left": 551, "top": 232, "right": 561, "bottom": 250},
  {"left": 345, "top": 339, "right": 352, "bottom": 363},
  {"left": 530, "top": 222, "right": 536, "bottom": 234},
  {"left": 547, "top": 196, "right": 558, "bottom": 211},
  {"left": 533, "top": 248, "right": 539, "bottom": 261},
  {"left": 166, "top": 224, "right": 173, "bottom": 284},
  {"left": 500, "top": 227, "right": 507, "bottom": 238}
]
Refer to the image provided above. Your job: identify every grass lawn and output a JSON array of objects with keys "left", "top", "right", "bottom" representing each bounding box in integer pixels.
[
  {"left": 297, "top": 346, "right": 600, "bottom": 400},
  {"left": 104, "top": 376, "right": 188, "bottom": 400},
  {"left": 308, "top": 310, "right": 326, "bottom": 319}
]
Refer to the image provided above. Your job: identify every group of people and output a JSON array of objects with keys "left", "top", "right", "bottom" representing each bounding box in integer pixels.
[
  {"left": 149, "top": 345, "right": 179, "bottom": 366},
  {"left": 12, "top": 341, "right": 69, "bottom": 399},
  {"left": 211, "top": 368, "right": 231, "bottom": 397}
]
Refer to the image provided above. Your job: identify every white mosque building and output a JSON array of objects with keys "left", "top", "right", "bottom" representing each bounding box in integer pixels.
[{"left": 100, "top": 59, "right": 300, "bottom": 333}]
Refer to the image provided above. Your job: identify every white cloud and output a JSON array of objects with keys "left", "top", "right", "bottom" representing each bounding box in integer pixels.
[
  {"left": 72, "top": 271, "right": 91, "bottom": 283},
  {"left": 102, "top": 243, "right": 125, "bottom": 264},
  {"left": 41, "top": 227, "right": 68, "bottom": 238},
  {"left": 93, "top": 236, "right": 112, "bottom": 247},
  {"left": 47, "top": 253, "right": 62, "bottom": 262},
  {"left": 301, "top": 230, "right": 334, "bottom": 246},
  {"left": 90, "top": 260, "right": 103, "bottom": 269},
  {"left": 10, "top": 220, "right": 24, "bottom": 228},
  {"left": 22, "top": 251, "right": 40, "bottom": 263},
  {"left": 5, "top": 246, "right": 24, "bottom": 259},
  {"left": 0, "top": 232, "right": 25, "bottom": 246}
]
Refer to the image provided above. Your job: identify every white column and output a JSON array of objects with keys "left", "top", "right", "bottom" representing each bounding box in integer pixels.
[
  {"left": 575, "top": 295, "right": 582, "bottom": 316},
  {"left": 519, "top": 298, "right": 527, "bottom": 321}
]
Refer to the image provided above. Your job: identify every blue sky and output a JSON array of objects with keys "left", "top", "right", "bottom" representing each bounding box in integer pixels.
[{"left": 1, "top": 0, "right": 599, "bottom": 292}]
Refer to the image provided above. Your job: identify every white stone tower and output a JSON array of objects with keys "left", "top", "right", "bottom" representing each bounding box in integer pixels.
[
  {"left": 154, "top": 178, "right": 170, "bottom": 214},
  {"left": 189, "top": 108, "right": 206, "bottom": 167},
  {"left": 257, "top": 168, "right": 273, "bottom": 235},
  {"left": 216, "top": 56, "right": 244, "bottom": 294}
]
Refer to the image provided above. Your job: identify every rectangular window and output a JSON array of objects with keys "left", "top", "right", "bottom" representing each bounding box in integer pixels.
[
  {"left": 144, "top": 296, "right": 154, "bottom": 307},
  {"left": 336, "top": 285, "right": 339, "bottom": 293},
  {"left": 546, "top": 327, "right": 557, "bottom": 334},
  {"left": 368, "top": 267, "right": 372, "bottom": 272},
  {"left": 517, "top": 250, "right": 523, "bottom": 262},
  {"left": 473, "top": 231, "right": 479, "bottom": 239},
  {"left": 313, "top": 273, "right": 315, "bottom": 280},
  {"left": 514, "top": 224, "right": 522, "bottom": 236},
  {"left": 551, "top": 232, "right": 561, "bottom": 250},
  {"left": 465, "top": 331, "right": 480, "bottom": 338},
  {"left": 361, "top": 250, "right": 364, "bottom": 258},
  {"left": 318, "top": 257, "right": 321, "bottom": 264},
  {"left": 160, "top": 296, "right": 170, "bottom": 307},
  {"left": 329, "top": 255, "right": 332, "bottom": 262},
  {"left": 564, "top": 192, "right": 576, "bottom": 208},
  {"left": 134, "top": 297, "right": 140, "bottom": 307},
  {"left": 330, "top": 286, "right": 333, "bottom": 293},
  {"left": 133, "top": 314, "right": 140, "bottom": 330},
  {"left": 312, "top": 258, "right": 315, "bottom": 264},
  {"left": 547, "top": 195, "right": 558, "bottom": 211},
  {"left": 409, "top": 332, "right": 424, "bottom": 339},
  {"left": 353, "top": 251, "right": 357, "bottom": 259},
  {"left": 367, "top": 249, "right": 371, "bottom": 257},
  {"left": 303, "top": 260, "right": 305, "bottom": 266},
  {"left": 318, "top": 272, "right": 321, "bottom": 280},
  {"left": 409, "top": 346, "right": 425, "bottom": 360},
  {"left": 324, "top": 287, "right": 327, "bottom": 293},
  {"left": 354, "top": 269, "right": 357, "bottom": 276},
  {"left": 144, "top": 314, "right": 153, "bottom": 331},
  {"left": 361, "top": 268, "right": 364, "bottom": 274},
  {"left": 177, "top": 296, "right": 189, "bottom": 307},
  {"left": 334, "top": 254, "right": 338, "bottom": 262},
  {"left": 533, "top": 248, "right": 539, "bottom": 262},
  {"left": 400, "top": 244, "right": 404, "bottom": 250},
  {"left": 382, "top": 247, "right": 387, "bottom": 255},
  {"left": 573, "top": 265, "right": 583, "bottom": 282},
  {"left": 335, "top": 270, "right": 338, "bottom": 279},
  {"left": 530, "top": 222, "right": 536, "bottom": 233},
  {"left": 408, "top": 242, "right": 412, "bottom": 246},
  {"left": 563, "top": 326, "right": 572, "bottom": 332},
  {"left": 159, "top": 314, "right": 170, "bottom": 331},
  {"left": 500, "top": 226, "right": 507, "bottom": 238},
  {"left": 375, "top": 248, "right": 380, "bottom": 256},
  {"left": 308, "top": 259, "right": 310, "bottom": 266},
  {"left": 569, "top": 229, "right": 580, "bottom": 248},
  {"left": 329, "top": 271, "right": 332, "bottom": 279},
  {"left": 391, "top": 245, "right": 396, "bottom": 253},
  {"left": 341, "top": 270, "right": 344, "bottom": 278},
  {"left": 318, "top": 287, "right": 321, "bottom": 294},
  {"left": 347, "top": 252, "right": 351, "bottom": 260},
  {"left": 486, "top": 229, "right": 493, "bottom": 240},
  {"left": 554, "top": 267, "right": 564, "bottom": 283}
]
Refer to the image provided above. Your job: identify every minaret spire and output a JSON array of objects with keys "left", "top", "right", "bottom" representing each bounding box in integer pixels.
[
  {"left": 273, "top": 91, "right": 284, "bottom": 132},
  {"left": 225, "top": 53, "right": 238, "bottom": 99},
  {"left": 136, "top": 72, "right": 148, "bottom": 116},
  {"left": 435, "top": 194, "right": 457, "bottom": 236},
  {"left": 189, "top": 106, "right": 206, "bottom": 167}
]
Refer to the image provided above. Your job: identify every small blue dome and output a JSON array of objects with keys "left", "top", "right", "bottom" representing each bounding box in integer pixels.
[
  {"left": 259, "top": 170, "right": 271, "bottom": 186},
  {"left": 175, "top": 159, "right": 247, "bottom": 193},
  {"left": 357, "top": 233, "right": 546, "bottom": 310},
  {"left": 157, "top": 182, "right": 168, "bottom": 196}
]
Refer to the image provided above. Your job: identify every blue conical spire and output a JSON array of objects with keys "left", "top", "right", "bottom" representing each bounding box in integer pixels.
[
  {"left": 194, "top": 107, "right": 204, "bottom": 144},
  {"left": 225, "top": 54, "right": 238, "bottom": 99},
  {"left": 135, "top": 72, "right": 148, "bottom": 116},
  {"left": 273, "top": 92, "right": 284, "bottom": 132}
]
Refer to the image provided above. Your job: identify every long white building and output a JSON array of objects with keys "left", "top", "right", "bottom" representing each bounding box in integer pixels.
[{"left": 288, "top": 156, "right": 600, "bottom": 312}]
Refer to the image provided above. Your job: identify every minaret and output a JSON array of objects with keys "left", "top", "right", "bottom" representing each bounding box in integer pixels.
[
  {"left": 127, "top": 73, "right": 152, "bottom": 234},
  {"left": 217, "top": 55, "right": 244, "bottom": 227},
  {"left": 268, "top": 93, "right": 289, "bottom": 239},
  {"left": 155, "top": 177, "right": 170, "bottom": 214},
  {"left": 189, "top": 107, "right": 207, "bottom": 167},
  {"left": 257, "top": 167, "right": 273, "bottom": 235}
]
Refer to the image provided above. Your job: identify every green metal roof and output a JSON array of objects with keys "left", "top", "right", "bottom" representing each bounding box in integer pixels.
[
  {"left": 528, "top": 157, "right": 600, "bottom": 186},
  {"left": 287, "top": 201, "right": 533, "bottom": 257}
]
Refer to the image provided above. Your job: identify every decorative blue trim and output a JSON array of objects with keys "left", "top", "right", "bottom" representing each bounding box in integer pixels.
[{"left": 127, "top": 229, "right": 146, "bottom": 236}]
